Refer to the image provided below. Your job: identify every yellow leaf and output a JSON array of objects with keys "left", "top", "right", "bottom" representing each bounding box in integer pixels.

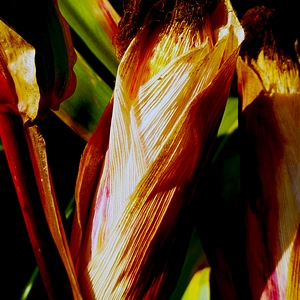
[
  {"left": 0, "top": 20, "right": 40, "bottom": 123},
  {"left": 182, "top": 267, "right": 211, "bottom": 300}
]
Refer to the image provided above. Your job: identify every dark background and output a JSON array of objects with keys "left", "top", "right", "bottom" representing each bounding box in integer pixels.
[{"left": 1, "top": 0, "right": 296, "bottom": 299}]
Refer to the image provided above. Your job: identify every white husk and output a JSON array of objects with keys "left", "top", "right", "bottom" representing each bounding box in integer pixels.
[{"left": 76, "top": 0, "right": 244, "bottom": 298}]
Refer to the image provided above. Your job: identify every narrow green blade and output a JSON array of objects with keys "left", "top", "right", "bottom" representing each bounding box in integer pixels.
[
  {"left": 56, "top": 51, "right": 113, "bottom": 140},
  {"left": 58, "top": 0, "right": 119, "bottom": 76}
]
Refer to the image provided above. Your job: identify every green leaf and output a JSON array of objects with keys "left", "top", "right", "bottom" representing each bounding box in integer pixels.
[
  {"left": 19, "top": 267, "right": 39, "bottom": 300},
  {"left": 170, "top": 229, "right": 207, "bottom": 300},
  {"left": 181, "top": 267, "right": 211, "bottom": 300},
  {"left": 194, "top": 97, "right": 247, "bottom": 299},
  {"left": 55, "top": 51, "right": 113, "bottom": 140},
  {"left": 65, "top": 195, "right": 75, "bottom": 219},
  {"left": 57, "top": 0, "right": 119, "bottom": 76},
  {"left": 214, "top": 96, "right": 238, "bottom": 163},
  {"left": 217, "top": 96, "right": 238, "bottom": 137},
  {"left": 212, "top": 96, "right": 240, "bottom": 202}
]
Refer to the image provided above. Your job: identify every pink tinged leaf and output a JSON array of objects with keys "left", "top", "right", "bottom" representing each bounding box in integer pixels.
[
  {"left": 97, "top": 0, "right": 120, "bottom": 41},
  {"left": 73, "top": 0, "right": 244, "bottom": 298},
  {"left": 70, "top": 98, "right": 113, "bottom": 266}
]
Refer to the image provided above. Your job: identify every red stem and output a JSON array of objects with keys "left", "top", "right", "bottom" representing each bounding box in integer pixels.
[{"left": 0, "top": 112, "right": 73, "bottom": 299}]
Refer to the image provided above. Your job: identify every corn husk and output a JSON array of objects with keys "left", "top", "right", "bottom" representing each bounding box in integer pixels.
[
  {"left": 0, "top": 20, "right": 39, "bottom": 122},
  {"left": 71, "top": 0, "right": 244, "bottom": 298},
  {"left": 237, "top": 7, "right": 300, "bottom": 298},
  {"left": 0, "top": 0, "right": 77, "bottom": 121}
]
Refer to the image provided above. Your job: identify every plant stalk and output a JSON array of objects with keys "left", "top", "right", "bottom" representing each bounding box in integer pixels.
[{"left": 0, "top": 112, "right": 73, "bottom": 300}]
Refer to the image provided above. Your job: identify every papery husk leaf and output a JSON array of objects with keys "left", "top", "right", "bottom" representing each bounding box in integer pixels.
[
  {"left": 73, "top": 0, "right": 244, "bottom": 298},
  {"left": 237, "top": 57, "right": 300, "bottom": 299},
  {"left": 0, "top": 0, "right": 77, "bottom": 120},
  {"left": 70, "top": 99, "right": 113, "bottom": 265},
  {"left": 286, "top": 225, "right": 300, "bottom": 299},
  {"left": 0, "top": 58, "right": 18, "bottom": 115},
  {"left": 77, "top": 47, "right": 241, "bottom": 299},
  {"left": 0, "top": 20, "right": 39, "bottom": 122},
  {"left": 236, "top": 57, "right": 264, "bottom": 110}
]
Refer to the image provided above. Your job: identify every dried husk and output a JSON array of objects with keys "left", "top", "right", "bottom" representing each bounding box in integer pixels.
[
  {"left": 71, "top": 0, "right": 244, "bottom": 298},
  {"left": 238, "top": 57, "right": 300, "bottom": 299},
  {"left": 0, "top": 20, "right": 40, "bottom": 122},
  {"left": 0, "top": 0, "right": 76, "bottom": 122},
  {"left": 237, "top": 6, "right": 300, "bottom": 298}
]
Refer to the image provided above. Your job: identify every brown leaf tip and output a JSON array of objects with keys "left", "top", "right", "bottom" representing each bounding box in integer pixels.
[
  {"left": 240, "top": 6, "right": 299, "bottom": 64},
  {"left": 113, "top": 0, "right": 221, "bottom": 59}
]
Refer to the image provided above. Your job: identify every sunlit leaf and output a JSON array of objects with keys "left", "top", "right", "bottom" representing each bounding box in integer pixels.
[
  {"left": 182, "top": 267, "right": 211, "bottom": 300},
  {"left": 0, "top": 0, "right": 77, "bottom": 119},
  {"left": 72, "top": 0, "right": 244, "bottom": 298},
  {"left": 20, "top": 267, "right": 39, "bottom": 300},
  {"left": 213, "top": 96, "right": 238, "bottom": 163},
  {"left": 0, "top": 20, "right": 39, "bottom": 123},
  {"left": 57, "top": 0, "right": 119, "bottom": 76},
  {"left": 217, "top": 97, "right": 238, "bottom": 137}
]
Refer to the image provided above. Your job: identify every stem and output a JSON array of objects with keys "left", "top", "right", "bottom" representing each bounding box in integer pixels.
[
  {"left": 0, "top": 112, "right": 73, "bottom": 299},
  {"left": 26, "top": 123, "right": 82, "bottom": 299}
]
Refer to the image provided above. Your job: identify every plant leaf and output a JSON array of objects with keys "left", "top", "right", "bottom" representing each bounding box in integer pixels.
[
  {"left": 213, "top": 96, "right": 238, "bottom": 163},
  {"left": 73, "top": 1, "right": 244, "bottom": 298},
  {"left": 0, "top": 20, "right": 40, "bottom": 123},
  {"left": 182, "top": 267, "right": 211, "bottom": 300},
  {"left": 55, "top": 51, "right": 113, "bottom": 140},
  {"left": 57, "top": 0, "right": 119, "bottom": 76},
  {"left": 170, "top": 229, "right": 208, "bottom": 300},
  {"left": 70, "top": 98, "right": 113, "bottom": 263},
  {"left": 0, "top": 0, "right": 77, "bottom": 119},
  {"left": 20, "top": 267, "right": 39, "bottom": 300},
  {"left": 237, "top": 6, "right": 300, "bottom": 297}
]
